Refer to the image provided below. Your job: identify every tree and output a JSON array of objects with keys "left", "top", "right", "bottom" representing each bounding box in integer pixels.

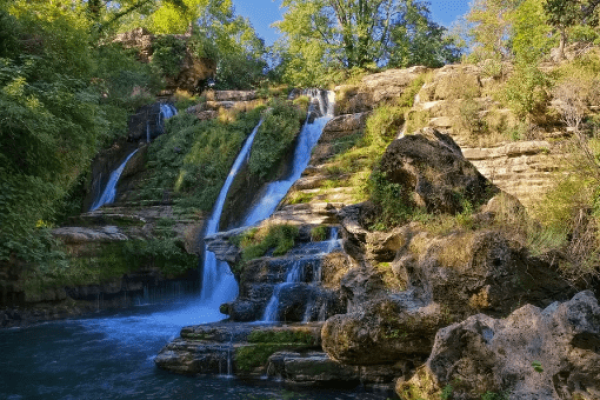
[
  {"left": 509, "top": 0, "right": 553, "bottom": 62},
  {"left": 465, "top": 0, "right": 522, "bottom": 61},
  {"left": 275, "top": 0, "right": 459, "bottom": 85},
  {"left": 544, "top": 0, "right": 600, "bottom": 60},
  {"left": 390, "top": 1, "right": 461, "bottom": 68}
]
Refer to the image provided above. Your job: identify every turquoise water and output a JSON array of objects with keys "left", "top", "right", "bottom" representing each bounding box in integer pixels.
[{"left": 0, "top": 301, "right": 390, "bottom": 400}]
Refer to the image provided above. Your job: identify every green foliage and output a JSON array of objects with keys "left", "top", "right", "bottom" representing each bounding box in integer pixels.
[
  {"left": 310, "top": 226, "right": 328, "bottom": 242},
  {"left": 509, "top": 0, "right": 554, "bottom": 63},
  {"left": 275, "top": 0, "right": 461, "bottom": 86},
  {"left": 248, "top": 101, "right": 304, "bottom": 181},
  {"left": 465, "top": 0, "right": 520, "bottom": 61},
  {"left": 137, "top": 108, "right": 263, "bottom": 214},
  {"left": 237, "top": 224, "right": 300, "bottom": 262},
  {"left": 151, "top": 35, "right": 188, "bottom": 78},
  {"left": 0, "top": 4, "right": 161, "bottom": 262},
  {"left": 504, "top": 61, "right": 548, "bottom": 120},
  {"left": 480, "top": 391, "right": 509, "bottom": 400},
  {"left": 531, "top": 360, "right": 544, "bottom": 373},
  {"left": 367, "top": 171, "right": 413, "bottom": 230},
  {"left": 440, "top": 384, "right": 453, "bottom": 400}
]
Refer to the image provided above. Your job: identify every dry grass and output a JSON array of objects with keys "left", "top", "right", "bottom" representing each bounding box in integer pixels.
[
  {"left": 437, "top": 232, "right": 476, "bottom": 269},
  {"left": 374, "top": 261, "right": 405, "bottom": 291},
  {"left": 408, "top": 233, "right": 431, "bottom": 261}
]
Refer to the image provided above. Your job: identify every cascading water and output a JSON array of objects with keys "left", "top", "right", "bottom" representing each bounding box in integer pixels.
[
  {"left": 261, "top": 260, "right": 304, "bottom": 321},
  {"left": 199, "top": 121, "right": 263, "bottom": 307},
  {"left": 242, "top": 90, "right": 335, "bottom": 226},
  {"left": 262, "top": 227, "right": 341, "bottom": 323},
  {"left": 89, "top": 149, "right": 139, "bottom": 212},
  {"left": 90, "top": 103, "right": 178, "bottom": 212}
]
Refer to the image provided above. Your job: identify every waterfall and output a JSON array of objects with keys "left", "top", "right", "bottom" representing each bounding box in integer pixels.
[
  {"left": 262, "top": 260, "right": 304, "bottom": 322},
  {"left": 90, "top": 103, "right": 178, "bottom": 212},
  {"left": 263, "top": 227, "right": 340, "bottom": 323},
  {"left": 199, "top": 121, "right": 263, "bottom": 306},
  {"left": 242, "top": 90, "right": 335, "bottom": 226},
  {"left": 89, "top": 149, "right": 139, "bottom": 212}
]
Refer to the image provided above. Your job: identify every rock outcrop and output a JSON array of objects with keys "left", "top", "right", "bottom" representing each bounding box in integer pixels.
[
  {"left": 397, "top": 291, "right": 600, "bottom": 400},
  {"left": 378, "top": 128, "right": 498, "bottom": 214},
  {"left": 113, "top": 27, "right": 216, "bottom": 93}
]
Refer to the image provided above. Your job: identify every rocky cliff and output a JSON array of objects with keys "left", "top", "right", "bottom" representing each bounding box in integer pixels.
[{"left": 155, "top": 122, "right": 598, "bottom": 398}]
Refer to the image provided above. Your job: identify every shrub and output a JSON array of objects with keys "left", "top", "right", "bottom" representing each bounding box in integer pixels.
[
  {"left": 504, "top": 61, "right": 548, "bottom": 120},
  {"left": 367, "top": 171, "right": 413, "bottom": 230},
  {"left": 310, "top": 226, "right": 327, "bottom": 241}
]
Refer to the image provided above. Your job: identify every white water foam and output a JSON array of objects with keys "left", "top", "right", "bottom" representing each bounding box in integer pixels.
[
  {"left": 199, "top": 121, "right": 263, "bottom": 307},
  {"left": 242, "top": 90, "right": 335, "bottom": 226}
]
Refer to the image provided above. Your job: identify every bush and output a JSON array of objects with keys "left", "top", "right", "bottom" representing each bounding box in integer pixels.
[
  {"left": 504, "top": 61, "right": 548, "bottom": 120},
  {"left": 367, "top": 171, "right": 413, "bottom": 230},
  {"left": 310, "top": 226, "right": 327, "bottom": 242}
]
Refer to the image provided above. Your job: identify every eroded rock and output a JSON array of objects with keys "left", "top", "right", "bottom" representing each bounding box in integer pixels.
[
  {"left": 378, "top": 128, "right": 498, "bottom": 214},
  {"left": 397, "top": 291, "right": 600, "bottom": 400}
]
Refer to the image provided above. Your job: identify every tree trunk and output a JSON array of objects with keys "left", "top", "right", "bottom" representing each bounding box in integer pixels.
[{"left": 558, "top": 27, "right": 567, "bottom": 61}]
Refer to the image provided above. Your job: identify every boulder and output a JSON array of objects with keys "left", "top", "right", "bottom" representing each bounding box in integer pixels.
[
  {"left": 378, "top": 128, "right": 498, "bottom": 214},
  {"left": 397, "top": 291, "right": 600, "bottom": 400},
  {"left": 322, "top": 300, "right": 441, "bottom": 365},
  {"left": 399, "top": 230, "right": 575, "bottom": 318},
  {"left": 323, "top": 113, "right": 369, "bottom": 136}
]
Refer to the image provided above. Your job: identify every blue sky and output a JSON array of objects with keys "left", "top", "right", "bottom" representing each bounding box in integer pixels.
[{"left": 231, "top": 0, "right": 470, "bottom": 45}]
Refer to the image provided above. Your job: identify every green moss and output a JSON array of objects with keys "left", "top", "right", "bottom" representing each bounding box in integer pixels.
[
  {"left": 235, "top": 344, "right": 293, "bottom": 372},
  {"left": 238, "top": 224, "right": 300, "bottom": 262},
  {"left": 248, "top": 329, "right": 317, "bottom": 345},
  {"left": 405, "top": 109, "right": 431, "bottom": 134},
  {"left": 135, "top": 107, "right": 264, "bottom": 214},
  {"left": 22, "top": 236, "right": 197, "bottom": 297},
  {"left": 235, "top": 331, "right": 318, "bottom": 372}
]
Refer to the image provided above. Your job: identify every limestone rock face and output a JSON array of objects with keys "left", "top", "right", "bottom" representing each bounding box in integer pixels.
[
  {"left": 322, "top": 300, "right": 441, "bottom": 365},
  {"left": 378, "top": 128, "right": 498, "bottom": 214},
  {"left": 400, "top": 230, "right": 575, "bottom": 317},
  {"left": 113, "top": 28, "right": 216, "bottom": 93},
  {"left": 205, "top": 227, "right": 246, "bottom": 265},
  {"left": 335, "top": 66, "right": 428, "bottom": 114},
  {"left": 397, "top": 291, "right": 600, "bottom": 400},
  {"left": 51, "top": 226, "right": 128, "bottom": 244},
  {"left": 323, "top": 113, "right": 369, "bottom": 136}
]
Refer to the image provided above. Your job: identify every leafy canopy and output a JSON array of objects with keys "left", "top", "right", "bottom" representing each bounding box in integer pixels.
[{"left": 275, "top": 0, "right": 460, "bottom": 86}]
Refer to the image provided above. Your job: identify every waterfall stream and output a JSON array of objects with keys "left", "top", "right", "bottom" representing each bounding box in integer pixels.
[
  {"left": 242, "top": 90, "right": 335, "bottom": 226},
  {"left": 199, "top": 121, "right": 263, "bottom": 306},
  {"left": 90, "top": 103, "right": 178, "bottom": 212},
  {"left": 262, "top": 227, "right": 340, "bottom": 322},
  {"left": 89, "top": 149, "right": 139, "bottom": 212}
]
